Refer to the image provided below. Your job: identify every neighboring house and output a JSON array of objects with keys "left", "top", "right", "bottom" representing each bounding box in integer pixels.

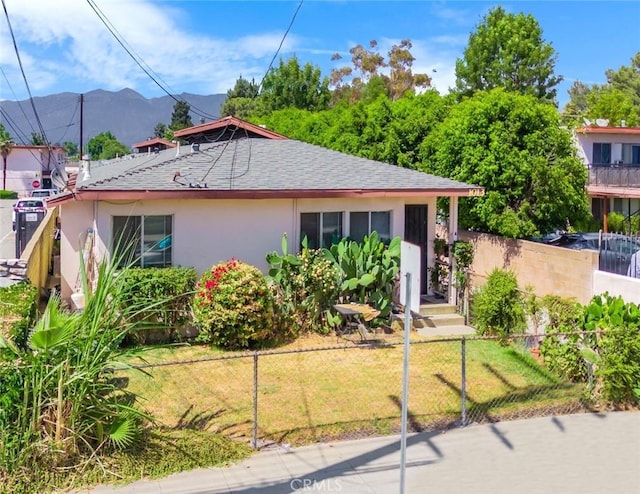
[
  {"left": 575, "top": 124, "right": 640, "bottom": 228},
  {"left": 3, "top": 145, "right": 67, "bottom": 196},
  {"left": 49, "top": 117, "right": 483, "bottom": 306},
  {"left": 132, "top": 137, "right": 177, "bottom": 154}
]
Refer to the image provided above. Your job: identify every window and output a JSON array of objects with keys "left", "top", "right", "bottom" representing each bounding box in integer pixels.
[
  {"left": 300, "top": 212, "right": 343, "bottom": 249},
  {"left": 112, "top": 215, "right": 172, "bottom": 268},
  {"left": 349, "top": 211, "right": 391, "bottom": 243},
  {"left": 622, "top": 144, "right": 640, "bottom": 165},
  {"left": 592, "top": 143, "right": 611, "bottom": 165}
]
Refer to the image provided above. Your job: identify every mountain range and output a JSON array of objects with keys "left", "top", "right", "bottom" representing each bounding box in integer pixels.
[{"left": 0, "top": 88, "right": 227, "bottom": 148}]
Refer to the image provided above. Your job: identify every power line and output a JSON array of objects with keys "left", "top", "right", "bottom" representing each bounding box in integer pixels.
[
  {"left": 1, "top": 0, "right": 57, "bottom": 169},
  {"left": 0, "top": 65, "right": 38, "bottom": 136},
  {"left": 255, "top": 0, "right": 304, "bottom": 97},
  {"left": 0, "top": 107, "right": 29, "bottom": 144},
  {"left": 85, "top": 0, "right": 219, "bottom": 121}
]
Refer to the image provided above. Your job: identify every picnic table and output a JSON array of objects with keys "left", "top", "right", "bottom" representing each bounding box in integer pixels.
[{"left": 333, "top": 303, "right": 381, "bottom": 340}]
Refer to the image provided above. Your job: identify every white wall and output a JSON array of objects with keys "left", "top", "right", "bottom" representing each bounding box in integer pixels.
[
  {"left": 576, "top": 132, "right": 640, "bottom": 165},
  {"left": 59, "top": 200, "right": 94, "bottom": 299},
  {"left": 60, "top": 196, "right": 438, "bottom": 302},
  {"left": 3, "top": 147, "right": 66, "bottom": 196},
  {"left": 592, "top": 270, "right": 640, "bottom": 304}
]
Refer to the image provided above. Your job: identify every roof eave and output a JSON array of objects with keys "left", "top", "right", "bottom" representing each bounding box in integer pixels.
[{"left": 55, "top": 187, "right": 484, "bottom": 203}]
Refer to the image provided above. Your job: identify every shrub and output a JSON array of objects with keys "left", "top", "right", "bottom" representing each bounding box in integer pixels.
[
  {"left": 326, "top": 232, "right": 401, "bottom": 319},
  {"left": 606, "top": 211, "right": 625, "bottom": 232},
  {"left": 193, "top": 260, "right": 274, "bottom": 349},
  {"left": 0, "top": 190, "right": 17, "bottom": 199},
  {"left": 539, "top": 293, "right": 640, "bottom": 405},
  {"left": 471, "top": 268, "right": 525, "bottom": 339},
  {"left": 582, "top": 294, "right": 640, "bottom": 404},
  {"left": 116, "top": 267, "right": 197, "bottom": 344},
  {"left": 267, "top": 235, "right": 341, "bottom": 335},
  {"left": 540, "top": 330, "right": 589, "bottom": 382},
  {"left": 0, "top": 282, "right": 38, "bottom": 350},
  {"left": 0, "top": 256, "right": 154, "bottom": 482}
]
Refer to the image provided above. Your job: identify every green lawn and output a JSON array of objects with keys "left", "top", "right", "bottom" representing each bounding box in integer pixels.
[{"left": 124, "top": 334, "right": 586, "bottom": 446}]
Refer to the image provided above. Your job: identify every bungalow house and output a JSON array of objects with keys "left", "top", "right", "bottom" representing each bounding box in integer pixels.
[
  {"left": 575, "top": 124, "right": 640, "bottom": 229},
  {"left": 132, "top": 137, "right": 177, "bottom": 154},
  {"left": 2, "top": 144, "right": 67, "bottom": 196},
  {"left": 48, "top": 117, "right": 483, "bottom": 307}
]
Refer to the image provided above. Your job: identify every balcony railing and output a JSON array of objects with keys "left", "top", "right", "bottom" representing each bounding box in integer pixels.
[{"left": 588, "top": 163, "right": 640, "bottom": 187}]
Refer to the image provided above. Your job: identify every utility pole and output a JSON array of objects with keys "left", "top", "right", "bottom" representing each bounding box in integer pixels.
[{"left": 79, "top": 93, "right": 84, "bottom": 158}]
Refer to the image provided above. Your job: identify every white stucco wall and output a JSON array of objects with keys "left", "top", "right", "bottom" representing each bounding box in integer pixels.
[
  {"left": 59, "top": 196, "right": 438, "bottom": 302},
  {"left": 3, "top": 147, "right": 66, "bottom": 196},
  {"left": 576, "top": 131, "right": 640, "bottom": 165},
  {"left": 592, "top": 270, "right": 640, "bottom": 304}
]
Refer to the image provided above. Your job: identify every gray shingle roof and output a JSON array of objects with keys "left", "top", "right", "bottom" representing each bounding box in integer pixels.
[{"left": 77, "top": 138, "right": 478, "bottom": 192}]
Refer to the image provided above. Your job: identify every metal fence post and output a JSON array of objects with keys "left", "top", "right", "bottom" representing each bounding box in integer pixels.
[
  {"left": 461, "top": 336, "right": 467, "bottom": 426},
  {"left": 252, "top": 351, "right": 258, "bottom": 449}
]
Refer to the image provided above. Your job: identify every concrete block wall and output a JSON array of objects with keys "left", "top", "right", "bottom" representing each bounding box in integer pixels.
[{"left": 459, "top": 231, "right": 599, "bottom": 304}]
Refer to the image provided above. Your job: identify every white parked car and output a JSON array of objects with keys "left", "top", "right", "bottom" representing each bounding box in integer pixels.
[
  {"left": 30, "top": 188, "right": 59, "bottom": 200},
  {"left": 12, "top": 198, "right": 47, "bottom": 231}
]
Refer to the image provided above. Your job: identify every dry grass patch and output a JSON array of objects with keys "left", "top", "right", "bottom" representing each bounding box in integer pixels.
[{"left": 124, "top": 334, "right": 585, "bottom": 447}]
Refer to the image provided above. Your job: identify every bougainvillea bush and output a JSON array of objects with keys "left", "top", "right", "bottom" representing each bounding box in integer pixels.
[{"left": 193, "top": 260, "right": 274, "bottom": 349}]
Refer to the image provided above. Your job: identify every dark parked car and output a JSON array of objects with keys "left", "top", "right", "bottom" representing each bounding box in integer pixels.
[{"left": 538, "top": 232, "right": 640, "bottom": 276}]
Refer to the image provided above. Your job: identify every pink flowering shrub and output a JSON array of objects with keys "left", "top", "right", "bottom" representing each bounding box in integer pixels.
[{"left": 194, "top": 260, "right": 274, "bottom": 349}]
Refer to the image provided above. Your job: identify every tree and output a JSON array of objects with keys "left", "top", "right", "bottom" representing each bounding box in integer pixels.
[
  {"left": 62, "top": 141, "right": 78, "bottom": 158},
  {"left": 221, "top": 76, "right": 261, "bottom": 117},
  {"left": 258, "top": 56, "right": 330, "bottom": 114},
  {"left": 1, "top": 124, "right": 14, "bottom": 190},
  {"left": 330, "top": 39, "right": 431, "bottom": 104},
  {"left": 30, "top": 132, "right": 46, "bottom": 145},
  {"left": 419, "top": 89, "right": 589, "bottom": 238},
  {"left": 227, "top": 75, "right": 259, "bottom": 99},
  {"left": 605, "top": 52, "right": 640, "bottom": 119},
  {"left": 585, "top": 86, "right": 638, "bottom": 127},
  {"left": 455, "top": 6, "right": 562, "bottom": 102},
  {"left": 170, "top": 101, "right": 193, "bottom": 131},
  {"left": 562, "top": 53, "right": 640, "bottom": 126},
  {"left": 87, "top": 131, "right": 129, "bottom": 160},
  {"left": 153, "top": 122, "right": 167, "bottom": 138},
  {"left": 259, "top": 89, "right": 447, "bottom": 168}
]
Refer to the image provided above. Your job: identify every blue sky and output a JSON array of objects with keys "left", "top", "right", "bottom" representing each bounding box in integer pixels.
[{"left": 0, "top": 0, "right": 638, "bottom": 108}]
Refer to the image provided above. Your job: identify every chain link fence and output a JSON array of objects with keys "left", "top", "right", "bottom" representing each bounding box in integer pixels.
[{"left": 121, "top": 333, "right": 588, "bottom": 449}]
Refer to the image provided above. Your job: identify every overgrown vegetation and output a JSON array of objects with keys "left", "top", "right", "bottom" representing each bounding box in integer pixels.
[
  {"left": 266, "top": 232, "right": 401, "bottom": 336},
  {"left": 538, "top": 293, "right": 640, "bottom": 405},
  {"left": 325, "top": 232, "right": 401, "bottom": 319},
  {"left": 117, "top": 266, "right": 197, "bottom": 344},
  {"left": 0, "top": 282, "right": 38, "bottom": 349},
  {"left": 266, "top": 235, "right": 341, "bottom": 336},
  {"left": 471, "top": 268, "right": 526, "bottom": 340},
  {"left": 0, "top": 256, "right": 157, "bottom": 489}
]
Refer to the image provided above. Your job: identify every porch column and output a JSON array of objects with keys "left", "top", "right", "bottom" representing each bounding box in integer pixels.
[{"left": 448, "top": 196, "right": 458, "bottom": 306}]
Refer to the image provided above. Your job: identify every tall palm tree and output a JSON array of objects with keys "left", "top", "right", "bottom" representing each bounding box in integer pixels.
[{"left": 1, "top": 138, "right": 14, "bottom": 190}]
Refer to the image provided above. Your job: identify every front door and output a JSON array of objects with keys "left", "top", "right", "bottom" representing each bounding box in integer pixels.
[{"left": 404, "top": 205, "right": 428, "bottom": 294}]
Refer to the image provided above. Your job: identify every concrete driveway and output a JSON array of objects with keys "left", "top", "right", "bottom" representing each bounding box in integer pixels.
[{"left": 0, "top": 199, "right": 16, "bottom": 258}]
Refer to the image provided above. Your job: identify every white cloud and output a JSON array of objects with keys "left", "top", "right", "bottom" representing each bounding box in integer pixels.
[{"left": 0, "top": 0, "right": 300, "bottom": 97}]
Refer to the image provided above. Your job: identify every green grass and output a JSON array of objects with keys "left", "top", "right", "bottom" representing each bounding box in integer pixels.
[
  {"left": 124, "top": 334, "right": 586, "bottom": 447},
  {"left": 1, "top": 429, "right": 251, "bottom": 494}
]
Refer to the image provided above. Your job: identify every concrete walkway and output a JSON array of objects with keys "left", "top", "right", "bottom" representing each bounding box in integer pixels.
[{"left": 87, "top": 411, "right": 640, "bottom": 494}]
